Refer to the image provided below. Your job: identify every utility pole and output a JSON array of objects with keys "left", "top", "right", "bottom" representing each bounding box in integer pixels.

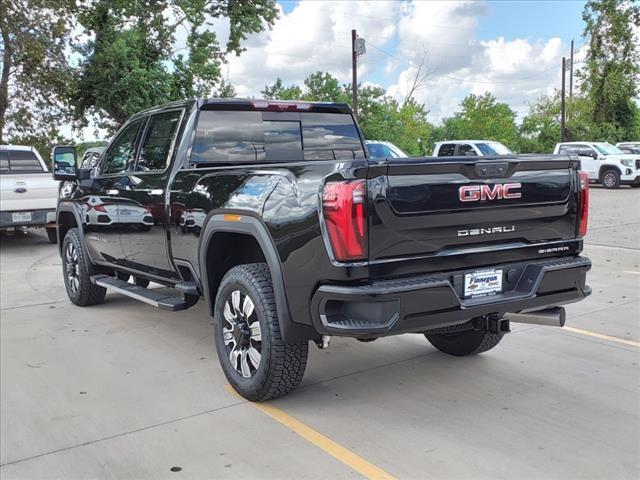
[
  {"left": 350, "top": 30, "right": 366, "bottom": 118},
  {"left": 561, "top": 56, "right": 567, "bottom": 142},
  {"left": 352, "top": 29, "right": 358, "bottom": 118},
  {"left": 569, "top": 39, "right": 574, "bottom": 99}
]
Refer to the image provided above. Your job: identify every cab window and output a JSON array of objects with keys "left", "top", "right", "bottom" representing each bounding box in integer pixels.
[
  {"left": 458, "top": 144, "right": 476, "bottom": 156},
  {"left": 136, "top": 110, "right": 183, "bottom": 171},
  {"left": 437, "top": 144, "right": 455, "bottom": 156},
  {"left": 101, "top": 118, "right": 145, "bottom": 175}
]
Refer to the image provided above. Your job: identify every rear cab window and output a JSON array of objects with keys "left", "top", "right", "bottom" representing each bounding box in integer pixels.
[
  {"left": 437, "top": 144, "right": 456, "bottom": 156},
  {"left": 0, "top": 149, "right": 46, "bottom": 174},
  {"left": 190, "top": 110, "right": 364, "bottom": 165}
]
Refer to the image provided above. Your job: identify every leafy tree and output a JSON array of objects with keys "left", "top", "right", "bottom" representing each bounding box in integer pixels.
[
  {"left": 441, "top": 93, "right": 518, "bottom": 150},
  {"left": 261, "top": 78, "right": 302, "bottom": 100},
  {"left": 74, "top": 0, "right": 278, "bottom": 129},
  {"left": 580, "top": 0, "right": 640, "bottom": 140},
  {"left": 0, "top": 0, "right": 76, "bottom": 143},
  {"left": 302, "top": 71, "right": 348, "bottom": 102}
]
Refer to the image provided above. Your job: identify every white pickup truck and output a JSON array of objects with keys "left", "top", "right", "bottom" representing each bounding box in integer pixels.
[
  {"left": 1, "top": 145, "right": 60, "bottom": 242},
  {"left": 554, "top": 141, "right": 640, "bottom": 189}
]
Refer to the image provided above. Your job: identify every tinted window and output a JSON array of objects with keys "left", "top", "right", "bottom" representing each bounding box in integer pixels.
[
  {"left": 191, "top": 110, "right": 362, "bottom": 164},
  {"left": 437, "top": 144, "right": 455, "bottom": 156},
  {"left": 137, "top": 110, "right": 183, "bottom": 171},
  {"left": 458, "top": 144, "right": 475, "bottom": 156},
  {"left": 301, "top": 113, "right": 364, "bottom": 160},
  {"left": 264, "top": 121, "right": 302, "bottom": 161},
  {"left": 192, "top": 111, "right": 264, "bottom": 164},
  {"left": 102, "top": 118, "right": 144, "bottom": 175},
  {"left": 2, "top": 150, "right": 45, "bottom": 173}
]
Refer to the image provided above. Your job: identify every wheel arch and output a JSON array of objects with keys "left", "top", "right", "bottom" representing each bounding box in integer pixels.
[
  {"left": 198, "top": 213, "right": 317, "bottom": 343},
  {"left": 598, "top": 164, "right": 622, "bottom": 180},
  {"left": 56, "top": 203, "right": 82, "bottom": 256}
]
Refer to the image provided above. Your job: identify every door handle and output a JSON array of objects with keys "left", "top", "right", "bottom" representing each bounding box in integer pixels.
[
  {"left": 106, "top": 189, "right": 119, "bottom": 195},
  {"left": 148, "top": 189, "right": 164, "bottom": 196}
]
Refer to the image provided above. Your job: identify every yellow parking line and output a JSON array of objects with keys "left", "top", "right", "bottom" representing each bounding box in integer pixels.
[
  {"left": 563, "top": 326, "right": 640, "bottom": 348},
  {"left": 225, "top": 385, "right": 396, "bottom": 480}
]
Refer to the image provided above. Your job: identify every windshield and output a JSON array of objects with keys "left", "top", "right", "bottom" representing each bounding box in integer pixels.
[
  {"left": 366, "top": 142, "right": 407, "bottom": 158},
  {"left": 593, "top": 143, "right": 624, "bottom": 155},
  {"left": 474, "top": 142, "right": 513, "bottom": 155}
]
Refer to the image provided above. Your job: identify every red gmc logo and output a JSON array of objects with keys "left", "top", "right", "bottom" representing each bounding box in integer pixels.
[{"left": 459, "top": 183, "right": 522, "bottom": 202}]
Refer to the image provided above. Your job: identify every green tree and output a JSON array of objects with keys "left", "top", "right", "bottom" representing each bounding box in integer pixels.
[
  {"left": 580, "top": 0, "right": 640, "bottom": 140},
  {"left": 75, "top": 0, "right": 278, "bottom": 129},
  {"left": 441, "top": 93, "right": 518, "bottom": 149},
  {"left": 302, "top": 71, "right": 349, "bottom": 102},
  {"left": 0, "top": 0, "right": 76, "bottom": 143},
  {"left": 261, "top": 78, "right": 302, "bottom": 100}
]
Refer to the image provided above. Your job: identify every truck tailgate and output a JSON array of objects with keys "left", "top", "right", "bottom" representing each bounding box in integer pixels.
[
  {"left": 0, "top": 173, "right": 59, "bottom": 211},
  {"left": 368, "top": 155, "right": 579, "bottom": 265}
]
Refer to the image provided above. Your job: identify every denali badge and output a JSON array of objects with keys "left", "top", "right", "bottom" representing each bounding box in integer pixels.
[
  {"left": 459, "top": 183, "right": 522, "bottom": 202},
  {"left": 458, "top": 225, "right": 515, "bottom": 237}
]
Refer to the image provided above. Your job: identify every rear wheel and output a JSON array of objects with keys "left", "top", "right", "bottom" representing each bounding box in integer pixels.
[
  {"left": 601, "top": 169, "right": 620, "bottom": 189},
  {"left": 214, "top": 263, "right": 308, "bottom": 401},
  {"left": 425, "top": 329, "right": 503, "bottom": 356},
  {"left": 62, "top": 228, "right": 106, "bottom": 306}
]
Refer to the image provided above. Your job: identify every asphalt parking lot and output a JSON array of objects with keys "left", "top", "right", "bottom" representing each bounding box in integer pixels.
[{"left": 1, "top": 187, "right": 639, "bottom": 480}]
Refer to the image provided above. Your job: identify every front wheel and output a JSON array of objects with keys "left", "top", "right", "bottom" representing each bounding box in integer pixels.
[
  {"left": 601, "top": 169, "right": 621, "bottom": 189},
  {"left": 62, "top": 228, "right": 106, "bottom": 306},
  {"left": 214, "top": 263, "right": 308, "bottom": 401},
  {"left": 425, "top": 329, "right": 503, "bottom": 356}
]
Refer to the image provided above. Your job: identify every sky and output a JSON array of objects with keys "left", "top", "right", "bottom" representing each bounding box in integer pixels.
[{"left": 218, "top": 0, "right": 588, "bottom": 124}]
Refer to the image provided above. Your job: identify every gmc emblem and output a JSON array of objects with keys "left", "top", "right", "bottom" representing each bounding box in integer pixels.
[{"left": 459, "top": 183, "right": 522, "bottom": 202}]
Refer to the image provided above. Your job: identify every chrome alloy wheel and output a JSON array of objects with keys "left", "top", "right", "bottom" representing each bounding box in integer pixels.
[
  {"left": 603, "top": 172, "right": 617, "bottom": 188},
  {"left": 64, "top": 242, "right": 80, "bottom": 293},
  {"left": 222, "top": 290, "right": 262, "bottom": 378}
]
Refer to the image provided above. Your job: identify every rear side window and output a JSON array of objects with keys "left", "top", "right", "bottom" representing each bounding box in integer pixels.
[
  {"left": 191, "top": 110, "right": 363, "bottom": 164},
  {"left": 137, "top": 110, "right": 183, "bottom": 171},
  {"left": 437, "top": 144, "right": 455, "bottom": 156},
  {"left": 301, "top": 113, "right": 364, "bottom": 160},
  {"left": 0, "top": 149, "right": 45, "bottom": 174}
]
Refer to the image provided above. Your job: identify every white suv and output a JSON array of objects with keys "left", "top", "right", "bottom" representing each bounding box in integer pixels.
[{"left": 554, "top": 142, "right": 640, "bottom": 189}]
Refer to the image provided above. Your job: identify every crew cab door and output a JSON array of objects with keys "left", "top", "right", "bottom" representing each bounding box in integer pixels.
[
  {"left": 116, "top": 108, "right": 184, "bottom": 279},
  {"left": 81, "top": 118, "right": 146, "bottom": 265}
]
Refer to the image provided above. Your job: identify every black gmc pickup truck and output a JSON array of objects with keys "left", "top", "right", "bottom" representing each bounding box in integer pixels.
[{"left": 52, "top": 99, "right": 591, "bottom": 401}]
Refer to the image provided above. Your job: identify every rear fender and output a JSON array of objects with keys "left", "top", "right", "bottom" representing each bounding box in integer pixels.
[{"left": 198, "top": 213, "right": 317, "bottom": 343}]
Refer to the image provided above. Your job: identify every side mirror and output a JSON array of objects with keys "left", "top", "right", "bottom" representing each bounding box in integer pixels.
[{"left": 52, "top": 145, "right": 77, "bottom": 180}]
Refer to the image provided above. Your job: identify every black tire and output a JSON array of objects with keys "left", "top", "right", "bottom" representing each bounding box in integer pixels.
[
  {"left": 425, "top": 329, "right": 503, "bottom": 356},
  {"left": 214, "top": 263, "right": 308, "bottom": 401},
  {"left": 46, "top": 228, "right": 57, "bottom": 244},
  {"left": 62, "top": 228, "right": 106, "bottom": 306},
  {"left": 630, "top": 184, "right": 640, "bottom": 188},
  {"left": 601, "top": 169, "right": 620, "bottom": 189},
  {"left": 135, "top": 277, "right": 150, "bottom": 288}
]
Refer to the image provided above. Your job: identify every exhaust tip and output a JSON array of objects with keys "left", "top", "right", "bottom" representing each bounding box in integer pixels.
[{"left": 508, "top": 307, "right": 566, "bottom": 328}]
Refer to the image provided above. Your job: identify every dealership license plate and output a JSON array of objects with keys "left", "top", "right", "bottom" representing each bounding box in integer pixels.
[
  {"left": 464, "top": 269, "right": 503, "bottom": 297},
  {"left": 12, "top": 211, "right": 32, "bottom": 223}
]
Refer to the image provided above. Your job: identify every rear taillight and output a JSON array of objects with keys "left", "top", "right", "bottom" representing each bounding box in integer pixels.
[
  {"left": 322, "top": 180, "right": 367, "bottom": 262},
  {"left": 87, "top": 204, "right": 107, "bottom": 212},
  {"left": 578, "top": 171, "right": 589, "bottom": 237}
]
